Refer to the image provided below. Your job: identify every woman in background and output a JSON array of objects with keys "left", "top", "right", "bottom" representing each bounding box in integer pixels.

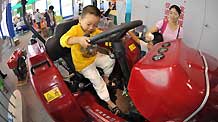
[{"left": 146, "top": 5, "right": 183, "bottom": 42}]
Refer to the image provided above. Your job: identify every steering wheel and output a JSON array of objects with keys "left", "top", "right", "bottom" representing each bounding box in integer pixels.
[
  {"left": 87, "top": 20, "right": 143, "bottom": 87},
  {"left": 88, "top": 20, "right": 143, "bottom": 44}
]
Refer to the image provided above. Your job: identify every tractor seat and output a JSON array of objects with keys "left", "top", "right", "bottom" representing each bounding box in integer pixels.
[{"left": 45, "top": 19, "right": 79, "bottom": 73}]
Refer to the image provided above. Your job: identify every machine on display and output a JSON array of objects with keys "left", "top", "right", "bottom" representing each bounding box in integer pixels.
[{"left": 8, "top": 0, "right": 218, "bottom": 122}]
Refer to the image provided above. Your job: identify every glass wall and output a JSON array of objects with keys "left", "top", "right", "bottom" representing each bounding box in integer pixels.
[
  {"left": 34, "top": 0, "right": 73, "bottom": 18},
  {"left": 11, "top": 0, "right": 106, "bottom": 19},
  {"left": 47, "top": 0, "right": 61, "bottom": 16},
  {"left": 61, "top": 0, "right": 73, "bottom": 18},
  {"left": 35, "top": 0, "right": 46, "bottom": 13}
]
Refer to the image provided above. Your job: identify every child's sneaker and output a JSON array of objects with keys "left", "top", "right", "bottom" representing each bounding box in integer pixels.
[{"left": 109, "top": 106, "right": 121, "bottom": 115}]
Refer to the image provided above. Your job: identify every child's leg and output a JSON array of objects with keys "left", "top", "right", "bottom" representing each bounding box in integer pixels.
[
  {"left": 95, "top": 53, "right": 115, "bottom": 83},
  {"left": 80, "top": 63, "right": 117, "bottom": 109},
  {"left": 93, "top": 53, "right": 121, "bottom": 114},
  {"left": 81, "top": 63, "right": 110, "bottom": 101}
]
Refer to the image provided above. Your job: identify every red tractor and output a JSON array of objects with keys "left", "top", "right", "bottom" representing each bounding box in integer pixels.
[{"left": 10, "top": 1, "right": 218, "bottom": 122}]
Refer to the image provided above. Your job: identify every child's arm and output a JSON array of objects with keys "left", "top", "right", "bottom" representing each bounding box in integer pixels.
[
  {"left": 128, "top": 31, "right": 149, "bottom": 52},
  {"left": 60, "top": 26, "right": 90, "bottom": 48},
  {"left": 127, "top": 31, "right": 141, "bottom": 45},
  {"left": 145, "top": 26, "right": 157, "bottom": 41},
  {"left": 67, "top": 36, "right": 90, "bottom": 48}
]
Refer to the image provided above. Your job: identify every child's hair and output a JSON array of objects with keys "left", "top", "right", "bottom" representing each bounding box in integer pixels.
[
  {"left": 152, "top": 32, "right": 163, "bottom": 45},
  {"left": 81, "top": 5, "right": 101, "bottom": 18},
  {"left": 169, "top": 5, "right": 181, "bottom": 16}
]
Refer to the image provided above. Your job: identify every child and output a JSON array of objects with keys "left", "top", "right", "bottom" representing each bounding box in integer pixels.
[
  {"left": 60, "top": 5, "right": 120, "bottom": 114},
  {"left": 128, "top": 31, "right": 163, "bottom": 57},
  {"left": 40, "top": 18, "right": 48, "bottom": 38}
]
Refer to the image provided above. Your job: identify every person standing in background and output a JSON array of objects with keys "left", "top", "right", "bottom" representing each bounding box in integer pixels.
[
  {"left": 34, "top": 9, "right": 42, "bottom": 29},
  {"left": 100, "top": 1, "right": 104, "bottom": 10},
  {"left": 44, "top": 5, "right": 56, "bottom": 36}
]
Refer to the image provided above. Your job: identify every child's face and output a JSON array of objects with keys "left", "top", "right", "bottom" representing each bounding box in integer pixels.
[{"left": 80, "top": 13, "right": 100, "bottom": 34}]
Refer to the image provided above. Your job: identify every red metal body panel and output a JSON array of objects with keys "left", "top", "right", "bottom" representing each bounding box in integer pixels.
[
  {"left": 27, "top": 42, "right": 87, "bottom": 122},
  {"left": 77, "top": 92, "right": 126, "bottom": 122},
  {"left": 191, "top": 52, "right": 218, "bottom": 122},
  {"left": 26, "top": 39, "right": 218, "bottom": 122},
  {"left": 128, "top": 40, "right": 208, "bottom": 121},
  {"left": 123, "top": 37, "right": 141, "bottom": 69},
  {"left": 7, "top": 49, "right": 23, "bottom": 69}
]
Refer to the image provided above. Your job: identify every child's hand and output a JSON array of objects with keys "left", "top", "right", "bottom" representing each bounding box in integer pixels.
[
  {"left": 145, "top": 32, "right": 154, "bottom": 41},
  {"left": 79, "top": 36, "right": 90, "bottom": 48}
]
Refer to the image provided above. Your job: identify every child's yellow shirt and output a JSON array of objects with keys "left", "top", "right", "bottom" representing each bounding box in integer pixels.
[{"left": 60, "top": 24, "right": 102, "bottom": 72}]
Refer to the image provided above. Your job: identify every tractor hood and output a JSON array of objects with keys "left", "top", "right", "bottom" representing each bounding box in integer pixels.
[{"left": 128, "top": 39, "right": 218, "bottom": 122}]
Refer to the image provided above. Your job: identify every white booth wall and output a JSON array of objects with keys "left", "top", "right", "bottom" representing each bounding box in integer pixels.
[{"left": 183, "top": 0, "right": 218, "bottom": 59}]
